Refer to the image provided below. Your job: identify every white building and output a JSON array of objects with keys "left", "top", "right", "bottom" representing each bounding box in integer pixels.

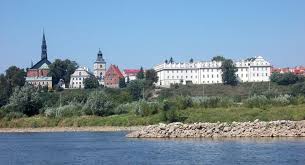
[
  {"left": 69, "top": 67, "right": 93, "bottom": 88},
  {"left": 154, "top": 56, "right": 271, "bottom": 87},
  {"left": 93, "top": 49, "right": 106, "bottom": 85},
  {"left": 123, "top": 69, "right": 140, "bottom": 82}
]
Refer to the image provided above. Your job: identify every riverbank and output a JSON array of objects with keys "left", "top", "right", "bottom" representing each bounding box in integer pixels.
[
  {"left": 0, "top": 126, "right": 142, "bottom": 133},
  {"left": 126, "top": 120, "right": 305, "bottom": 138}
]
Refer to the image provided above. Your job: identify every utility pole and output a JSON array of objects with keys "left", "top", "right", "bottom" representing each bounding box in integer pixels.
[{"left": 202, "top": 84, "right": 205, "bottom": 97}]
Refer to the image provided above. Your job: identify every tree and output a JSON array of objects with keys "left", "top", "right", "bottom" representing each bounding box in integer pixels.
[
  {"left": 189, "top": 58, "right": 194, "bottom": 63},
  {"left": 270, "top": 72, "right": 299, "bottom": 85},
  {"left": 245, "top": 57, "right": 256, "bottom": 62},
  {"left": 136, "top": 67, "right": 145, "bottom": 79},
  {"left": 0, "top": 74, "right": 10, "bottom": 107},
  {"left": 5, "top": 84, "right": 42, "bottom": 116},
  {"left": 48, "top": 59, "right": 78, "bottom": 87},
  {"left": 5, "top": 66, "right": 26, "bottom": 89},
  {"left": 165, "top": 59, "right": 168, "bottom": 64},
  {"left": 127, "top": 79, "right": 145, "bottom": 101},
  {"left": 211, "top": 56, "right": 226, "bottom": 62},
  {"left": 119, "top": 78, "right": 127, "bottom": 88},
  {"left": 169, "top": 57, "right": 174, "bottom": 63},
  {"left": 145, "top": 69, "right": 158, "bottom": 86},
  {"left": 84, "top": 76, "right": 99, "bottom": 89},
  {"left": 221, "top": 59, "right": 238, "bottom": 85}
]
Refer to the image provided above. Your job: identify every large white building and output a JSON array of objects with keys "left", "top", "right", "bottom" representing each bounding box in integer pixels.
[
  {"left": 69, "top": 67, "right": 93, "bottom": 88},
  {"left": 154, "top": 56, "right": 271, "bottom": 87}
]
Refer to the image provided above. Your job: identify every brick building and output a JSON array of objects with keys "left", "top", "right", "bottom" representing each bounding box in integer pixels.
[
  {"left": 25, "top": 32, "right": 52, "bottom": 89},
  {"left": 104, "top": 65, "right": 124, "bottom": 88}
]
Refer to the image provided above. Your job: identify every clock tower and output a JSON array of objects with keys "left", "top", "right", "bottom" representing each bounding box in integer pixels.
[{"left": 93, "top": 49, "right": 106, "bottom": 85}]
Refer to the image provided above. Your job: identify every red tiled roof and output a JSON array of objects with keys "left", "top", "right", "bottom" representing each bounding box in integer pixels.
[
  {"left": 124, "top": 69, "right": 140, "bottom": 75},
  {"left": 109, "top": 64, "right": 124, "bottom": 78}
]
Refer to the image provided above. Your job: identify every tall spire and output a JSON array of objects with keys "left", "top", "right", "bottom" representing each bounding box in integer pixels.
[{"left": 41, "top": 30, "right": 47, "bottom": 60}]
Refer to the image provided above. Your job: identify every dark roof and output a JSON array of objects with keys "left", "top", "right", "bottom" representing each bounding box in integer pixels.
[
  {"left": 95, "top": 49, "right": 105, "bottom": 63},
  {"left": 31, "top": 58, "right": 51, "bottom": 69}
]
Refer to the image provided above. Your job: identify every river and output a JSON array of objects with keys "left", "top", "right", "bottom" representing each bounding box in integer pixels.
[{"left": 0, "top": 132, "right": 305, "bottom": 165}]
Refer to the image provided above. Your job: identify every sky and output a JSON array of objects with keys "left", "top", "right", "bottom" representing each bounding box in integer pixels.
[{"left": 0, "top": 0, "right": 305, "bottom": 73}]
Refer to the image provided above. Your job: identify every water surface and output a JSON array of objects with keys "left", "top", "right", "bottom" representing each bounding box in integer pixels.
[{"left": 0, "top": 132, "right": 305, "bottom": 165}]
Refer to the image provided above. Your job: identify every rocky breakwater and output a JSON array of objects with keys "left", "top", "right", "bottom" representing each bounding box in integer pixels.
[{"left": 126, "top": 120, "right": 305, "bottom": 138}]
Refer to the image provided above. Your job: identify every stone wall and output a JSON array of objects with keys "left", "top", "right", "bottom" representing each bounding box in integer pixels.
[{"left": 126, "top": 120, "right": 305, "bottom": 138}]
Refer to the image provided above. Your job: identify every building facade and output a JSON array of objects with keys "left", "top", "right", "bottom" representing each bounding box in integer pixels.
[
  {"left": 154, "top": 56, "right": 271, "bottom": 87},
  {"left": 104, "top": 65, "right": 124, "bottom": 88},
  {"left": 26, "top": 32, "right": 52, "bottom": 89},
  {"left": 69, "top": 67, "right": 93, "bottom": 88},
  {"left": 93, "top": 49, "right": 106, "bottom": 85},
  {"left": 123, "top": 69, "right": 140, "bottom": 82}
]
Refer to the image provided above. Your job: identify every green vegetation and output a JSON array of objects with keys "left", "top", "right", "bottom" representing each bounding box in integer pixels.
[
  {"left": 48, "top": 59, "right": 78, "bottom": 87},
  {"left": 84, "top": 76, "right": 99, "bottom": 89},
  {"left": 1, "top": 63, "right": 305, "bottom": 128}
]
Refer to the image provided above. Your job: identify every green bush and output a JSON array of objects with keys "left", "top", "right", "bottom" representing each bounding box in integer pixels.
[
  {"left": 245, "top": 95, "right": 269, "bottom": 109},
  {"left": 83, "top": 91, "right": 114, "bottom": 116},
  {"left": 5, "top": 85, "right": 42, "bottom": 116},
  {"left": 270, "top": 95, "right": 291, "bottom": 106},
  {"left": 175, "top": 96, "right": 193, "bottom": 110},
  {"left": 45, "top": 102, "right": 84, "bottom": 118},
  {"left": 134, "top": 100, "right": 161, "bottom": 117}
]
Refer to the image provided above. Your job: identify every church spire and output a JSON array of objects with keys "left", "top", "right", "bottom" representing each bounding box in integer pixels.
[{"left": 41, "top": 30, "right": 47, "bottom": 60}]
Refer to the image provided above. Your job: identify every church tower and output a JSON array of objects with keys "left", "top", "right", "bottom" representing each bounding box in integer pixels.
[
  {"left": 93, "top": 49, "right": 106, "bottom": 84},
  {"left": 41, "top": 31, "right": 48, "bottom": 60}
]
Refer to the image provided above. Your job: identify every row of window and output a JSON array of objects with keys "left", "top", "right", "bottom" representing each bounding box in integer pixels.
[
  {"left": 29, "top": 81, "right": 49, "bottom": 85},
  {"left": 167, "top": 74, "right": 221, "bottom": 79},
  {"left": 72, "top": 82, "right": 82, "bottom": 85},
  {"left": 166, "top": 69, "right": 221, "bottom": 74},
  {"left": 166, "top": 73, "right": 269, "bottom": 80}
]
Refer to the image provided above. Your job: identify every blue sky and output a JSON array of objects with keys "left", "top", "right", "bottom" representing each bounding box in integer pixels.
[{"left": 0, "top": 0, "right": 305, "bottom": 73}]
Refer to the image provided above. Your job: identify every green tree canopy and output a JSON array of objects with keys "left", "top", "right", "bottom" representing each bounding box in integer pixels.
[
  {"left": 5, "top": 66, "right": 26, "bottom": 89},
  {"left": 221, "top": 59, "right": 238, "bottom": 86},
  {"left": 119, "top": 78, "right": 127, "bottom": 88},
  {"left": 145, "top": 69, "right": 158, "bottom": 86},
  {"left": 84, "top": 76, "right": 99, "bottom": 89},
  {"left": 270, "top": 72, "right": 302, "bottom": 85},
  {"left": 5, "top": 84, "right": 42, "bottom": 116},
  {"left": 211, "top": 56, "right": 226, "bottom": 62},
  {"left": 0, "top": 74, "right": 10, "bottom": 107},
  {"left": 48, "top": 59, "right": 78, "bottom": 87},
  {"left": 127, "top": 79, "right": 145, "bottom": 101},
  {"left": 136, "top": 67, "right": 145, "bottom": 79}
]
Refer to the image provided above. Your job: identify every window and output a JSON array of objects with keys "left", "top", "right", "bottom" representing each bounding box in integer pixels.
[
  {"left": 79, "top": 78, "right": 81, "bottom": 80},
  {"left": 79, "top": 72, "right": 82, "bottom": 76},
  {"left": 100, "top": 64, "right": 103, "bottom": 68},
  {"left": 203, "top": 75, "right": 205, "bottom": 78}
]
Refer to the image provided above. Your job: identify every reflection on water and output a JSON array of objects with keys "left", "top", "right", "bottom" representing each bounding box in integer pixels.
[{"left": 0, "top": 132, "right": 305, "bottom": 165}]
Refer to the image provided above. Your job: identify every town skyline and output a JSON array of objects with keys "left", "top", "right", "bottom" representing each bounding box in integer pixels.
[{"left": 1, "top": 0, "right": 305, "bottom": 73}]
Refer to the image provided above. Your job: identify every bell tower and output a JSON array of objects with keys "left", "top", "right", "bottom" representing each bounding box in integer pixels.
[{"left": 93, "top": 49, "right": 106, "bottom": 84}]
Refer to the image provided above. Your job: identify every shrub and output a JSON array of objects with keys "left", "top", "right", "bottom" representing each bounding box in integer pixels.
[
  {"left": 45, "top": 102, "right": 84, "bottom": 118},
  {"left": 271, "top": 95, "right": 291, "bottom": 106},
  {"left": 113, "top": 103, "right": 135, "bottom": 115},
  {"left": 83, "top": 91, "right": 114, "bottom": 116},
  {"left": 245, "top": 95, "right": 269, "bottom": 109},
  {"left": 192, "top": 96, "right": 222, "bottom": 108},
  {"left": 5, "top": 85, "right": 42, "bottom": 116},
  {"left": 175, "top": 96, "right": 193, "bottom": 110},
  {"left": 134, "top": 100, "right": 161, "bottom": 117},
  {"left": 289, "top": 95, "right": 305, "bottom": 105}
]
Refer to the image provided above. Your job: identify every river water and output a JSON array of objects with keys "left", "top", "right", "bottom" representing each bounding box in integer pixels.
[{"left": 0, "top": 132, "right": 305, "bottom": 165}]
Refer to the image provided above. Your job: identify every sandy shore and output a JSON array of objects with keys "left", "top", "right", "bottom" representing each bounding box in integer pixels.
[{"left": 0, "top": 126, "right": 143, "bottom": 133}]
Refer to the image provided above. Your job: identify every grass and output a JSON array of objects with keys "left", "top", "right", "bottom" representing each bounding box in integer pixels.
[{"left": 0, "top": 104, "right": 304, "bottom": 128}]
